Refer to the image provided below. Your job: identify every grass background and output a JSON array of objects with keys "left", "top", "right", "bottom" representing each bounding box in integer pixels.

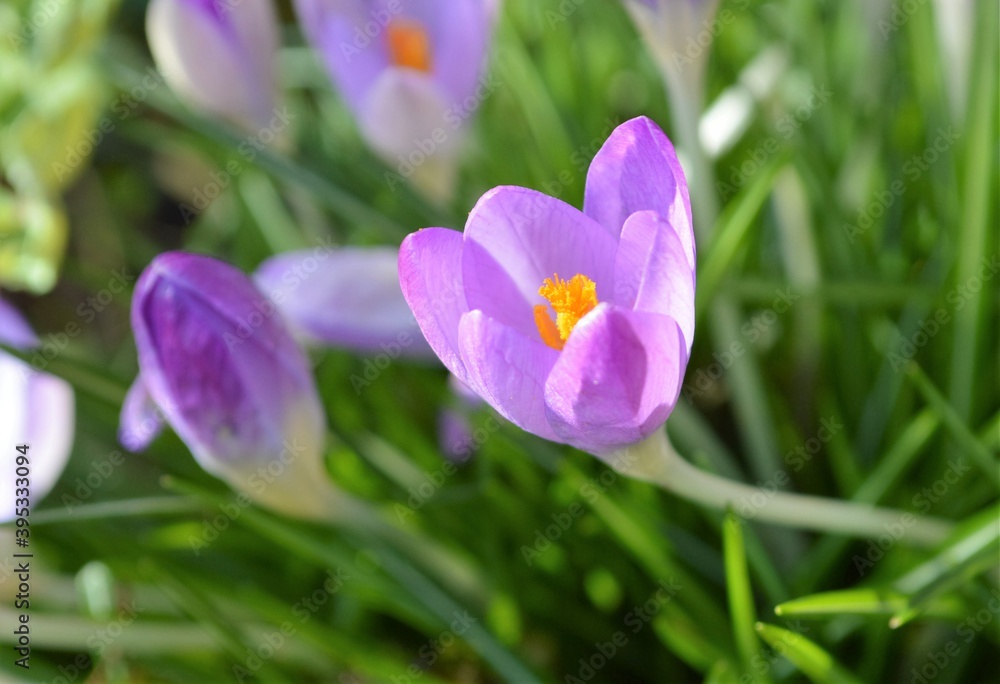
[{"left": 0, "top": 0, "right": 997, "bottom": 681}]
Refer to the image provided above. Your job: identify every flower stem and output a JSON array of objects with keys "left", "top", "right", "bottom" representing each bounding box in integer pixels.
[{"left": 619, "top": 430, "right": 954, "bottom": 547}]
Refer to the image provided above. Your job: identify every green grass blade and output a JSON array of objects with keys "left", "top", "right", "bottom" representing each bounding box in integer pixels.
[
  {"left": 724, "top": 512, "right": 769, "bottom": 683},
  {"left": 755, "top": 622, "right": 862, "bottom": 684},
  {"left": 905, "top": 362, "right": 999, "bottom": 487}
]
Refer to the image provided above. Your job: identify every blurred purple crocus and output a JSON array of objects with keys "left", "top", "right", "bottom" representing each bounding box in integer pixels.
[
  {"left": 147, "top": 0, "right": 280, "bottom": 132},
  {"left": 120, "top": 252, "right": 336, "bottom": 519},
  {"left": 399, "top": 117, "right": 695, "bottom": 457},
  {"left": 253, "top": 245, "right": 431, "bottom": 357},
  {"left": 0, "top": 298, "right": 75, "bottom": 521},
  {"left": 294, "top": 0, "right": 496, "bottom": 198}
]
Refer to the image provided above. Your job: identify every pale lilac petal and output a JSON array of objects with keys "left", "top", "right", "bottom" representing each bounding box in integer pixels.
[
  {"left": 254, "top": 247, "right": 432, "bottom": 357},
  {"left": 118, "top": 376, "right": 165, "bottom": 452},
  {"left": 458, "top": 310, "right": 559, "bottom": 441},
  {"left": 613, "top": 210, "right": 695, "bottom": 352},
  {"left": 462, "top": 186, "right": 618, "bottom": 338},
  {"left": 294, "top": 0, "right": 393, "bottom": 115},
  {"left": 359, "top": 69, "right": 455, "bottom": 160},
  {"left": 147, "top": 0, "right": 279, "bottom": 132},
  {"left": 0, "top": 298, "right": 38, "bottom": 348},
  {"left": 544, "top": 305, "right": 687, "bottom": 455},
  {"left": 398, "top": 228, "right": 470, "bottom": 381},
  {"left": 583, "top": 116, "right": 695, "bottom": 268},
  {"left": 0, "top": 354, "right": 74, "bottom": 521}
]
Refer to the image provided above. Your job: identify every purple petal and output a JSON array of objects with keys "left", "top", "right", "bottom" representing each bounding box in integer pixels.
[
  {"left": 398, "top": 228, "right": 470, "bottom": 381},
  {"left": 396, "top": 0, "right": 492, "bottom": 105},
  {"left": 544, "top": 305, "right": 687, "bottom": 455},
  {"left": 458, "top": 310, "right": 559, "bottom": 441},
  {"left": 462, "top": 186, "right": 618, "bottom": 339},
  {"left": 294, "top": 0, "right": 392, "bottom": 115},
  {"left": 0, "top": 354, "right": 74, "bottom": 521},
  {"left": 583, "top": 116, "right": 695, "bottom": 269},
  {"left": 118, "top": 376, "right": 165, "bottom": 452},
  {"left": 147, "top": 0, "right": 278, "bottom": 131},
  {"left": 254, "top": 246, "right": 432, "bottom": 357},
  {"left": 0, "top": 298, "right": 38, "bottom": 349},
  {"left": 131, "top": 252, "right": 324, "bottom": 474},
  {"left": 613, "top": 210, "right": 695, "bottom": 352}
]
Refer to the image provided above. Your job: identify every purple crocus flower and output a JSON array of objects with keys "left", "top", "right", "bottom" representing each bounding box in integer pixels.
[
  {"left": 147, "top": 0, "right": 280, "bottom": 132},
  {"left": 0, "top": 298, "right": 75, "bottom": 521},
  {"left": 120, "top": 252, "right": 335, "bottom": 518},
  {"left": 399, "top": 117, "right": 695, "bottom": 457},
  {"left": 253, "top": 245, "right": 431, "bottom": 357},
  {"left": 294, "top": 0, "right": 495, "bottom": 190}
]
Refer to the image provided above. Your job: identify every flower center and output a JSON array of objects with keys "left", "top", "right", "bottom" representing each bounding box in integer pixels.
[
  {"left": 534, "top": 273, "right": 598, "bottom": 351},
  {"left": 386, "top": 20, "right": 432, "bottom": 72}
]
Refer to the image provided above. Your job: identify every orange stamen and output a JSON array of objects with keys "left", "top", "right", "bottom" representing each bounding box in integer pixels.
[
  {"left": 386, "top": 20, "right": 432, "bottom": 72},
  {"left": 534, "top": 273, "right": 599, "bottom": 351}
]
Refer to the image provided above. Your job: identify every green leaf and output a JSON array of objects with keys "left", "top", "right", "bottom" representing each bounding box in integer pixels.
[
  {"left": 904, "top": 362, "right": 999, "bottom": 488},
  {"left": 724, "top": 512, "right": 768, "bottom": 683},
  {"left": 755, "top": 622, "right": 862, "bottom": 684},
  {"left": 696, "top": 155, "right": 789, "bottom": 316},
  {"left": 890, "top": 504, "right": 1000, "bottom": 627}
]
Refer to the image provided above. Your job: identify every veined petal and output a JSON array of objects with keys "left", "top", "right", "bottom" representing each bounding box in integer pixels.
[
  {"left": 131, "top": 253, "right": 324, "bottom": 474},
  {"left": 544, "top": 304, "right": 687, "bottom": 455},
  {"left": 254, "top": 246, "right": 432, "bottom": 357},
  {"left": 128, "top": 252, "right": 336, "bottom": 519},
  {"left": 583, "top": 116, "right": 695, "bottom": 269},
  {"left": 613, "top": 210, "right": 695, "bottom": 352},
  {"left": 462, "top": 186, "right": 618, "bottom": 339},
  {"left": 458, "top": 310, "right": 559, "bottom": 441},
  {"left": 398, "top": 228, "right": 470, "bottom": 381}
]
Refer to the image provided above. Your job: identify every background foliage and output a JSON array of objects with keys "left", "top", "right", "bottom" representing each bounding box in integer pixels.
[{"left": 1, "top": 0, "right": 997, "bottom": 682}]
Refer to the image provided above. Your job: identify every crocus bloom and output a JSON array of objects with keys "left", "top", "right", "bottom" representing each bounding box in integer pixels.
[
  {"left": 399, "top": 117, "right": 695, "bottom": 456},
  {"left": 0, "top": 298, "right": 75, "bottom": 520},
  {"left": 253, "top": 245, "right": 431, "bottom": 357},
  {"left": 294, "top": 0, "right": 495, "bottom": 195},
  {"left": 147, "top": 0, "right": 280, "bottom": 132},
  {"left": 121, "top": 252, "right": 335, "bottom": 519}
]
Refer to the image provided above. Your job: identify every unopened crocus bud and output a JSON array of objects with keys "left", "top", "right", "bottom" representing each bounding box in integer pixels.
[
  {"left": 0, "top": 297, "right": 75, "bottom": 521},
  {"left": 146, "top": 0, "right": 280, "bottom": 133},
  {"left": 121, "top": 252, "right": 335, "bottom": 519}
]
